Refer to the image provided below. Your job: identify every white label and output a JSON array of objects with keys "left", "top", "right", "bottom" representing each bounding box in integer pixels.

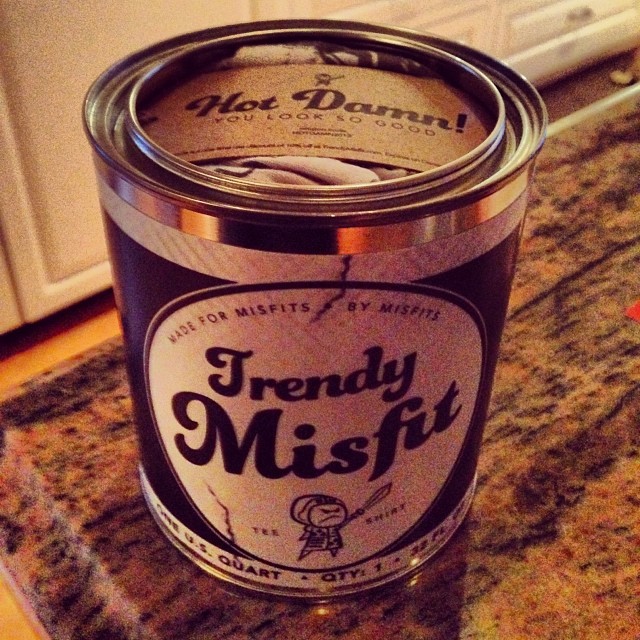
[{"left": 144, "top": 282, "right": 485, "bottom": 585}]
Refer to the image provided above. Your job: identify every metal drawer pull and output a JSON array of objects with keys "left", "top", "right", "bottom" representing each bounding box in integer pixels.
[{"left": 566, "top": 6, "right": 596, "bottom": 22}]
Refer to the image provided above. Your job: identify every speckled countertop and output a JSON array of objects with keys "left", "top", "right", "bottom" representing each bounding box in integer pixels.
[{"left": 1, "top": 97, "right": 639, "bottom": 640}]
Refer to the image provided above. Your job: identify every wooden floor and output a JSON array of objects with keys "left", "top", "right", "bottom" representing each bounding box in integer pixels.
[
  {"left": 0, "top": 566, "right": 54, "bottom": 640},
  {"left": 0, "top": 50, "right": 637, "bottom": 640},
  {"left": 0, "top": 290, "right": 120, "bottom": 392}
]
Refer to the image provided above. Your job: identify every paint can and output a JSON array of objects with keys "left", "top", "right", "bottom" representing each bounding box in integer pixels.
[{"left": 84, "top": 20, "right": 546, "bottom": 599}]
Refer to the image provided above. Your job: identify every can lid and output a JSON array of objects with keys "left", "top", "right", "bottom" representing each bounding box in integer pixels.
[{"left": 124, "top": 29, "right": 506, "bottom": 197}]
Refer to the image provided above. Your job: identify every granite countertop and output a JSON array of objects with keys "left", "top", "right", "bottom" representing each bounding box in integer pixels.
[{"left": 1, "top": 96, "right": 639, "bottom": 640}]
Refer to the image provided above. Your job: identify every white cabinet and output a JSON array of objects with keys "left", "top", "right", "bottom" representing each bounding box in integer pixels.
[
  {"left": 0, "top": 1, "right": 252, "bottom": 331},
  {"left": 256, "top": 0, "right": 640, "bottom": 84},
  {"left": 254, "top": 0, "right": 497, "bottom": 52}
]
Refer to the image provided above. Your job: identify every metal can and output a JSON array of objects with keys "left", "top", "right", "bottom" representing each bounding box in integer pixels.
[{"left": 83, "top": 19, "right": 546, "bottom": 600}]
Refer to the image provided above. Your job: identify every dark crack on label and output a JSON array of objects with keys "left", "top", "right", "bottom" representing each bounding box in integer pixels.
[
  {"left": 312, "top": 255, "right": 353, "bottom": 322},
  {"left": 206, "top": 483, "right": 236, "bottom": 544}
]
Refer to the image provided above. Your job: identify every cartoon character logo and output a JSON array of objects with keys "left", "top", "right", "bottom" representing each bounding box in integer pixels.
[
  {"left": 290, "top": 483, "right": 392, "bottom": 561},
  {"left": 314, "top": 72, "right": 345, "bottom": 87}
]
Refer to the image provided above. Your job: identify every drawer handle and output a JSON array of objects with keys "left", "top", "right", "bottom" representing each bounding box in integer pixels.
[{"left": 566, "top": 6, "right": 595, "bottom": 22}]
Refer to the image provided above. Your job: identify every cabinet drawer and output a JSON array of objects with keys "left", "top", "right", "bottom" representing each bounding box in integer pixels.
[
  {"left": 399, "top": 6, "right": 495, "bottom": 53},
  {"left": 505, "top": 7, "right": 640, "bottom": 83},
  {"left": 304, "top": 0, "right": 367, "bottom": 14},
  {"left": 252, "top": 0, "right": 371, "bottom": 19},
  {"left": 328, "top": 0, "right": 495, "bottom": 52},
  {"left": 505, "top": 0, "right": 636, "bottom": 54}
]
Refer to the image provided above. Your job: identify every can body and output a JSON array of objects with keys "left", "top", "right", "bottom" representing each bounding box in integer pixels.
[{"left": 84, "top": 20, "right": 546, "bottom": 599}]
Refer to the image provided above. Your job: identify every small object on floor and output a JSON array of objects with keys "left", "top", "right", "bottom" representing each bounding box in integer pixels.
[
  {"left": 610, "top": 48, "right": 640, "bottom": 86},
  {"left": 625, "top": 299, "right": 640, "bottom": 323}
]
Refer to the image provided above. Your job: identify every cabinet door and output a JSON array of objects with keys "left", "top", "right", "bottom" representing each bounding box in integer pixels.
[{"left": 0, "top": 1, "right": 251, "bottom": 325}]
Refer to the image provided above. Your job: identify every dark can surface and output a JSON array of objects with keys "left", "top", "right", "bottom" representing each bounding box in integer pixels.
[{"left": 84, "top": 20, "right": 546, "bottom": 599}]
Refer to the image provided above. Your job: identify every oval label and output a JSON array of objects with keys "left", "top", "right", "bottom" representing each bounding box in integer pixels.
[{"left": 144, "top": 282, "right": 485, "bottom": 572}]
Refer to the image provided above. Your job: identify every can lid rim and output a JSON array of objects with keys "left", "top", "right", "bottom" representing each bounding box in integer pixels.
[{"left": 123, "top": 26, "right": 507, "bottom": 200}]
